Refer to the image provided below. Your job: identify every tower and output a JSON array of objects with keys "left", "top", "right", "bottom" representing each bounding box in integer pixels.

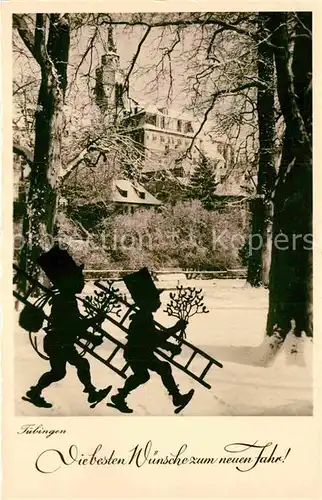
[{"left": 94, "top": 25, "right": 124, "bottom": 123}]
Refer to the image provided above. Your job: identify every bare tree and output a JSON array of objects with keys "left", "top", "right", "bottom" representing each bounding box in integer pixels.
[
  {"left": 13, "top": 14, "right": 71, "bottom": 292},
  {"left": 13, "top": 15, "right": 146, "bottom": 292},
  {"left": 14, "top": 12, "right": 312, "bottom": 352},
  {"left": 266, "top": 12, "right": 312, "bottom": 349},
  {"left": 247, "top": 13, "right": 277, "bottom": 287}
]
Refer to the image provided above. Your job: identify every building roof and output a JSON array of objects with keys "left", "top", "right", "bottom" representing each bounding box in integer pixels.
[
  {"left": 111, "top": 179, "right": 162, "bottom": 206},
  {"left": 126, "top": 102, "right": 195, "bottom": 123}
]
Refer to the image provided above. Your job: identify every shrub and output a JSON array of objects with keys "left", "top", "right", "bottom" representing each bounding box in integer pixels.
[{"left": 100, "top": 200, "right": 250, "bottom": 271}]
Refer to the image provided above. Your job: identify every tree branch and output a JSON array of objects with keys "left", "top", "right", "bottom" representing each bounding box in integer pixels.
[
  {"left": 122, "top": 25, "right": 152, "bottom": 96},
  {"left": 68, "top": 26, "right": 99, "bottom": 97},
  {"left": 58, "top": 138, "right": 100, "bottom": 183},
  {"left": 70, "top": 217, "right": 91, "bottom": 239},
  {"left": 98, "top": 16, "right": 256, "bottom": 39},
  {"left": 186, "top": 81, "right": 262, "bottom": 156},
  {"left": 13, "top": 15, "right": 38, "bottom": 62},
  {"left": 13, "top": 142, "right": 33, "bottom": 165},
  {"left": 13, "top": 79, "right": 37, "bottom": 96}
]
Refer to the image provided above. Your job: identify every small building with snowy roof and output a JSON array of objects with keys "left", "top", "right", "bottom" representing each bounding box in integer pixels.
[{"left": 110, "top": 179, "right": 162, "bottom": 214}]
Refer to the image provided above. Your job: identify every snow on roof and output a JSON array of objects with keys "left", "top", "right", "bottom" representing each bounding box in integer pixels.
[
  {"left": 127, "top": 103, "right": 195, "bottom": 122},
  {"left": 160, "top": 108, "right": 195, "bottom": 121},
  {"left": 13, "top": 142, "right": 33, "bottom": 163},
  {"left": 111, "top": 179, "right": 162, "bottom": 206},
  {"left": 144, "top": 104, "right": 160, "bottom": 114}
]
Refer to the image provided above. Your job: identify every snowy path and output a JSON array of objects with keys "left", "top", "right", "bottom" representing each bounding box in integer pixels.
[{"left": 14, "top": 279, "right": 313, "bottom": 416}]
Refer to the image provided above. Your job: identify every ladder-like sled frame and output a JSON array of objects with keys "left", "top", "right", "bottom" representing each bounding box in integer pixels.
[{"left": 13, "top": 264, "right": 223, "bottom": 390}]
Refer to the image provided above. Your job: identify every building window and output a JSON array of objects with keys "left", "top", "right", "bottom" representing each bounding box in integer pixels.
[
  {"left": 152, "top": 134, "right": 157, "bottom": 141},
  {"left": 160, "top": 135, "right": 165, "bottom": 143},
  {"left": 174, "top": 167, "right": 183, "bottom": 177},
  {"left": 217, "top": 143, "right": 224, "bottom": 154},
  {"left": 185, "top": 121, "right": 193, "bottom": 133},
  {"left": 146, "top": 114, "right": 157, "bottom": 126},
  {"left": 138, "top": 191, "right": 146, "bottom": 200},
  {"left": 160, "top": 116, "right": 165, "bottom": 129},
  {"left": 165, "top": 145, "right": 169, "bottom": 155},
  {"left": 177, "top": 138, "right": 182, "bottom": 145},
  {"left": 177, "top": 120, "right": 182, "bottom": 132},
  {"left": 118, "top": 188, "right": 128, "bottom": 197}
]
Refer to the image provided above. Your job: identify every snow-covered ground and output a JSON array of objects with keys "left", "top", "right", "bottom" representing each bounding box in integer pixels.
[{"left": 14, "top": 278, "right": 313, "bottom": 416}]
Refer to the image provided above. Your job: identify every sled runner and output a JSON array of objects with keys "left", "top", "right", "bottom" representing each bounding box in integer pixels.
[{"left": 13, "top": 264, "right": 223, "bottom": 391}]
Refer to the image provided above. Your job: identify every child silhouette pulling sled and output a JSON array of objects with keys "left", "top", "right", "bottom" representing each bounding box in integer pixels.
[
  {"left": 108, "top": 268, "right": 194, "bottom": 414},
  {"left": 23, "top": 245, "right": 111, "bottom": 409}
]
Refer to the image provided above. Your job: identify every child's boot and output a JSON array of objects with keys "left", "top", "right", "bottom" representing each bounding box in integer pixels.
[
  {"left": 171, "top": 386, "right": 193, "bottom": 408},
  {"left": 25, "top": 386, "right": 52, "bottom": 408},
  {"left": 87, "top": 386, "right": 112, "bottom": 405},
  {"left": 110, "top": 391, "right": 133, "bottom": 413}
]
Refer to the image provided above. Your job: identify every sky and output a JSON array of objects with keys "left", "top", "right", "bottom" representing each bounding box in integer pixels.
[{"left": 68, "top": 22, "right": 202, "bottom": 112}]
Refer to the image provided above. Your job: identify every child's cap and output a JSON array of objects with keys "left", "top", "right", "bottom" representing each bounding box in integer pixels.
[
  {"left": 37, "top": 245, "right": 83, "bottom": 285},
  {"left": 123, "top": 267, "right": 163, "bottom": 307}
]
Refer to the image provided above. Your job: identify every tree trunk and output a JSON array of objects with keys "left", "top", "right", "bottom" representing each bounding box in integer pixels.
[
  {"left": 266, "top": 13, "right": 312, "bottom": 345},
  {"left": 16, "top": 15, "right": 70, "bottom": 294},
  {"left": 247, "top": 13, "right": 276, "bottom": 287}
]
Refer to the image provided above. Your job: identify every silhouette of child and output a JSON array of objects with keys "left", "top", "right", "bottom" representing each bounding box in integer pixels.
[
  {"left": 25, "top": 245, "right": 110, "bottom": 408},
  {"left": 110, "top": 268, "right": 192, "bottom": 413}
]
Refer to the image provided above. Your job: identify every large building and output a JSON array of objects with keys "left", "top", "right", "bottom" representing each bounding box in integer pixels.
[
  {"left": 92, "top": 28, "right": 253, "bottom": 199},
  {"left": 121, "top": 104, "right": 231, "bottom": 181},
  {"left": 13, "top": 26, "right": 253, "bottom": 217},
  {"left": 92, "top": 28, "right": 237, "bottom": 187}
]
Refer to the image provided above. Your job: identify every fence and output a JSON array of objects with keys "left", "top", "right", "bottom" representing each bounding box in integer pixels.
[{"left": 83, "top": 268, "right": 247, "bottom": 281}]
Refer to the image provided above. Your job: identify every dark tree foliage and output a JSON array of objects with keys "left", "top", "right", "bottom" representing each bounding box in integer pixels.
[{"left": 187, "top": 156, "right": 219, "bottom": 210}]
